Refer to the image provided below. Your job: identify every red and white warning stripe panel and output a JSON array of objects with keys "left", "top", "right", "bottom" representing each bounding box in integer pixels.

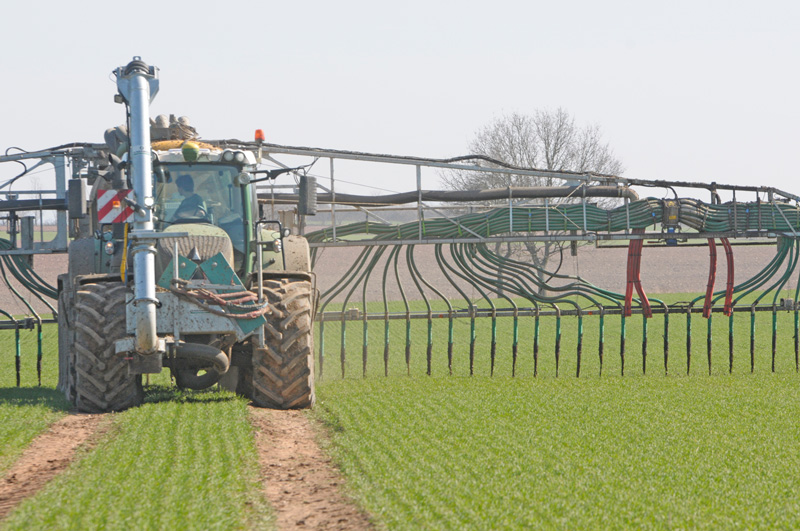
[{"left": 97, "top": 190, "right": 135, "bottom": 223}]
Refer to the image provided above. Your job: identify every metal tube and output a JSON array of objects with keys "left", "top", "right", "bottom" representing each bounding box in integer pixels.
[
  {"left": 576, "top": 313, "right": 583, "bottom": 378},
  {"left": 448, "top": 310, "right": 454, "bottom": 376},
  {"left": 37, "top": 322, "right": 42, "bottom": 386},
  {"left": 426, "top": 315, "right": 433, "bottom": 377},
  {"left": 340, "top": 315, "right": 347, "bottom": 379},
  {"left": 598, "top": 309, "right": 605, "bottom": 376},
  {"left": 795, "top": 308, "right": 799, "bottom": 372},
  {"left": 319, "top": 321, "right": 325, "bottom": 380},
  {"left": 642, "top": 314, "right": 648, "bottom": 375},
  {"left": 620, "top": 315, "right": 626, "bottom": 376},
  {"left": 625, "top": 196, "right": 630, "bottom": 234},
  {"left": 545, "top": 199, "right": 550, "bottom": 233},
  {"left": 533, "top": 311, "right": 540, "bottom": 377},
  {"left": 417, "top": 165, "right": 423, "bottom": 240},
  {"left": 490, "top": 311, "right": 497, "bottom": 377},
  {"left": 582, "top": 193, "right": 587, "bottom": 232},
  {"left": 686, "top": 310, "right": 692, "bottom": 375},
  {"left": 14, "top": 325, "right": 20, "bottom": 387},
  {"left": 330, "top": 158, "right": 336, "bottom": 241},
  {"left": 363, "top": 312, "right": 369, "bottom": 378},
  {"left": 729, "top": 312, "right": 735, "bottom": 374},
  {"left": 510, "top": 311, "right": 519, "bottom": 377},
  {"left": 383, "top": 312, "right": 390, "bottom": 377},
  {"left": 663, "top": 311, "right": 669, "bottom": 375},
  {"left": 405, "top": 317, "right": 412, "bottom": 376},
  {"left": 509, "top": 188, "right": 513, "bottom": 234},
  {"left": 772, "top": 308, "right": 778, "bottom": 372},
  {"left": 116, "top": 58, "right": 159, "bottom": 355},
  {"left": 750, "top": 308, "right": 756, "bottom": 373},
  {"left": 469, "top": 312, "right": 476, "bottom": 376},
  {"left": 707, "top": 316, "right": 713, "bottom": 376},
  {"left": 555, "top": 310, "right": 562, "bottom": 377}
]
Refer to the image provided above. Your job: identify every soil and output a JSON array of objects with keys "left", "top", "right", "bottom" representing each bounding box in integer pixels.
[
  {"left": 249, "top": 407, "right": 372, "bottom": 530},
  {"left": 0, "top": 413, "right": 108, "bottom": 520}
]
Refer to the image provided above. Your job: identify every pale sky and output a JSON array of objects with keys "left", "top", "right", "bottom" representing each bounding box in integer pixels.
[{"left": 1, "top": 1, "right": 798, "bottom": 198}]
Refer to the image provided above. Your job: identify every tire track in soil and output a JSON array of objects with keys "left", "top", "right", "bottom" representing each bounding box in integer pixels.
[
  {"left": 249, "top": 407, "right": 372, "bottom": 530},
  {"left": 0, "top": 413, "right": 108, "bottom": 521}
]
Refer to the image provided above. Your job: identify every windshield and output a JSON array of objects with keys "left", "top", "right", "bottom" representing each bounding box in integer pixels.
[{"left": 153, "top": 163, "right": 247, "bottom": 260}]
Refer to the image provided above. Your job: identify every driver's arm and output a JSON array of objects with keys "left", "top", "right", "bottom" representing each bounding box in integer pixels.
[{"left": 174, "top": 196, "right": 207, "bottom": 219}]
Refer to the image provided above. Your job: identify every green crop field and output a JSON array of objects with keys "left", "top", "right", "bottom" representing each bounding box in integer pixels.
[
  {"left": 0, "top": 321, "right": 66, "bottom": 475},
  {"left": 3, "top": 387, "right": 270, "bottom": 530},
  {"left": 314, "top": 376, "right": 800, "bottom": 529},
  {"left": 1, "top": 291, "right": 799, "bottom": 529}
]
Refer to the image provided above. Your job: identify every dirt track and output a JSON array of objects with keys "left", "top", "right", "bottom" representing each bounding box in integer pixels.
[
  {"left": 0, "top": 413, "right": 108, "bottom": 520},
  {"left": 249, "top": 408, "right": 372, "bottom": 530}
]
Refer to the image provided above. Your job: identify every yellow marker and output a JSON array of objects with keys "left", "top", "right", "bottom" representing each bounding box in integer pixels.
[
  {"left": 181, "top": 141, "right": 200, "bottom": 162},
  {"left": 120, "top": 223, "right": 129, "bottom": 281}
]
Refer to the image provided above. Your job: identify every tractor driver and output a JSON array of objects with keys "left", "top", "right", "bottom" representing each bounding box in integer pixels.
[{"left": 173, "top": 174, "right": 208, "bottom": 220}]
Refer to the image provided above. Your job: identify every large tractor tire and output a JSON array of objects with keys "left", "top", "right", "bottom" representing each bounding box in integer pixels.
[
  {"left": 57, "top": 288, "right": 76, "bottom": 403},
  {"left": 73, "top": 282, "right": 143, "bottom": 413},
  {"left": 252, "top": 279, "right": 315, "bottom": 409}
]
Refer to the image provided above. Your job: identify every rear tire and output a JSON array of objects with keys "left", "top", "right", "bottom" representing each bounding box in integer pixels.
[
  {"left": 251, "top": 279, "right": 315, "bottom": 409},
  {"left": 57, "top": 288, "right": 77, "bottom": 403},
  {"left": 74, "top": 282, "right": 143, "bottom": 413}
]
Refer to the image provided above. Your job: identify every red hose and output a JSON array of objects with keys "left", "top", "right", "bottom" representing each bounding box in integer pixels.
[
  {"left": 703, "top": 238, "right": 717, "bottom": 318},
  {"left": 624, "top": 233, "right": 636, "bottom": 317},
  {"left": 632, "top": 233, "right": 652, "bottom": 318},
  {"left": 625, "top": 228, "right": 652, "bottom": 317},
  {"left": 721, "top": 238, "right": 734, "bottom": 315}
]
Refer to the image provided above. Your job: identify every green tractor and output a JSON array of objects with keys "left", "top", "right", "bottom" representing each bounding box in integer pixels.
[{"left": 57, "top": 57, "right": 315, "bottom": 412}]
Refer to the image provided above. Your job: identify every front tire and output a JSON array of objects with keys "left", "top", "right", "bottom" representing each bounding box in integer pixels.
[
  {"left": 251, "top": 279, "right": 315, "bottom": 409},
  {"left": 73, "top": 282, "right": 143, "bottom": 413}
]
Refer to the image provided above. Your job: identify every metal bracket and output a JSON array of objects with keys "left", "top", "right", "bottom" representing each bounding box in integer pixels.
[{"left": 115, "top": 336, "right": 165, "bottom": 354}]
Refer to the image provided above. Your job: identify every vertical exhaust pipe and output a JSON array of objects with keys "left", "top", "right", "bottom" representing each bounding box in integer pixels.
[{"left": 114, "top": 57, "right": 160, "bottom": 354}]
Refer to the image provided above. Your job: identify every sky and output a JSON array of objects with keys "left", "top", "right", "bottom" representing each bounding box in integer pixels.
[{"left": 1, "top": 0, "right": 798, "bottom": 199}]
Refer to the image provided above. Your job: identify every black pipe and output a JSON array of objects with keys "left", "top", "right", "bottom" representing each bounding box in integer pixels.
[
  {"left": 172, "top": 342, "right": 230, "bottom": 390},
  {"left": 447, "top": 340, "right": 453, "bottom": 375},
  {"left": 598, "top": 310, "right": 605, "bottom": 377},
  {"left": 512, "top": 342, "right": 518, "bottom": 377},
  {"left": 426, "top": 341, "right": 433, "bottom": 377},
  {"left": 772, "top": 307, "right": 778, "bottom": 373},
  {"left": 663, "top": 311, "right": 669, "bottom": 376},
  {"left": 729, "top": 316, "right": 734, "bottom": 374},
  {"left": 362, "top": 342, "right": 368, "bottom": 378},
  {"left": 533, "top": 313, "right": 540, "bottom": 377},
  {"left": 707, "top": 317, "right": 713, "bottom": 376},
  {"left": 469, "top": 332, "right": 475, "bottom": 377},
  {"left": 258, "top": 185, "right": 639, "bottom": 207},
  {"left": 490, "top": 340, "right": 496, "bottom": 377},
  {"left": 383, "top": 342, "right": 389, "bottom": 377}
]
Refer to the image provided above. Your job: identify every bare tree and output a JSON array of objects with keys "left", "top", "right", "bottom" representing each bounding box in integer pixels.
[{"left": 441, "top": 109, "right": 624, "bottom": 291}]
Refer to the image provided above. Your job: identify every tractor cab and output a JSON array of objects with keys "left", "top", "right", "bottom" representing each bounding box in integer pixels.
[{"left": 151, "top": 147, "right": 259, "bottom": 276}]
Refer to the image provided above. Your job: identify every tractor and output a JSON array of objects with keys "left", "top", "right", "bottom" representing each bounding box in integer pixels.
[{"left": 56, "top": 57, "right": 316, "bottom": 412}]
